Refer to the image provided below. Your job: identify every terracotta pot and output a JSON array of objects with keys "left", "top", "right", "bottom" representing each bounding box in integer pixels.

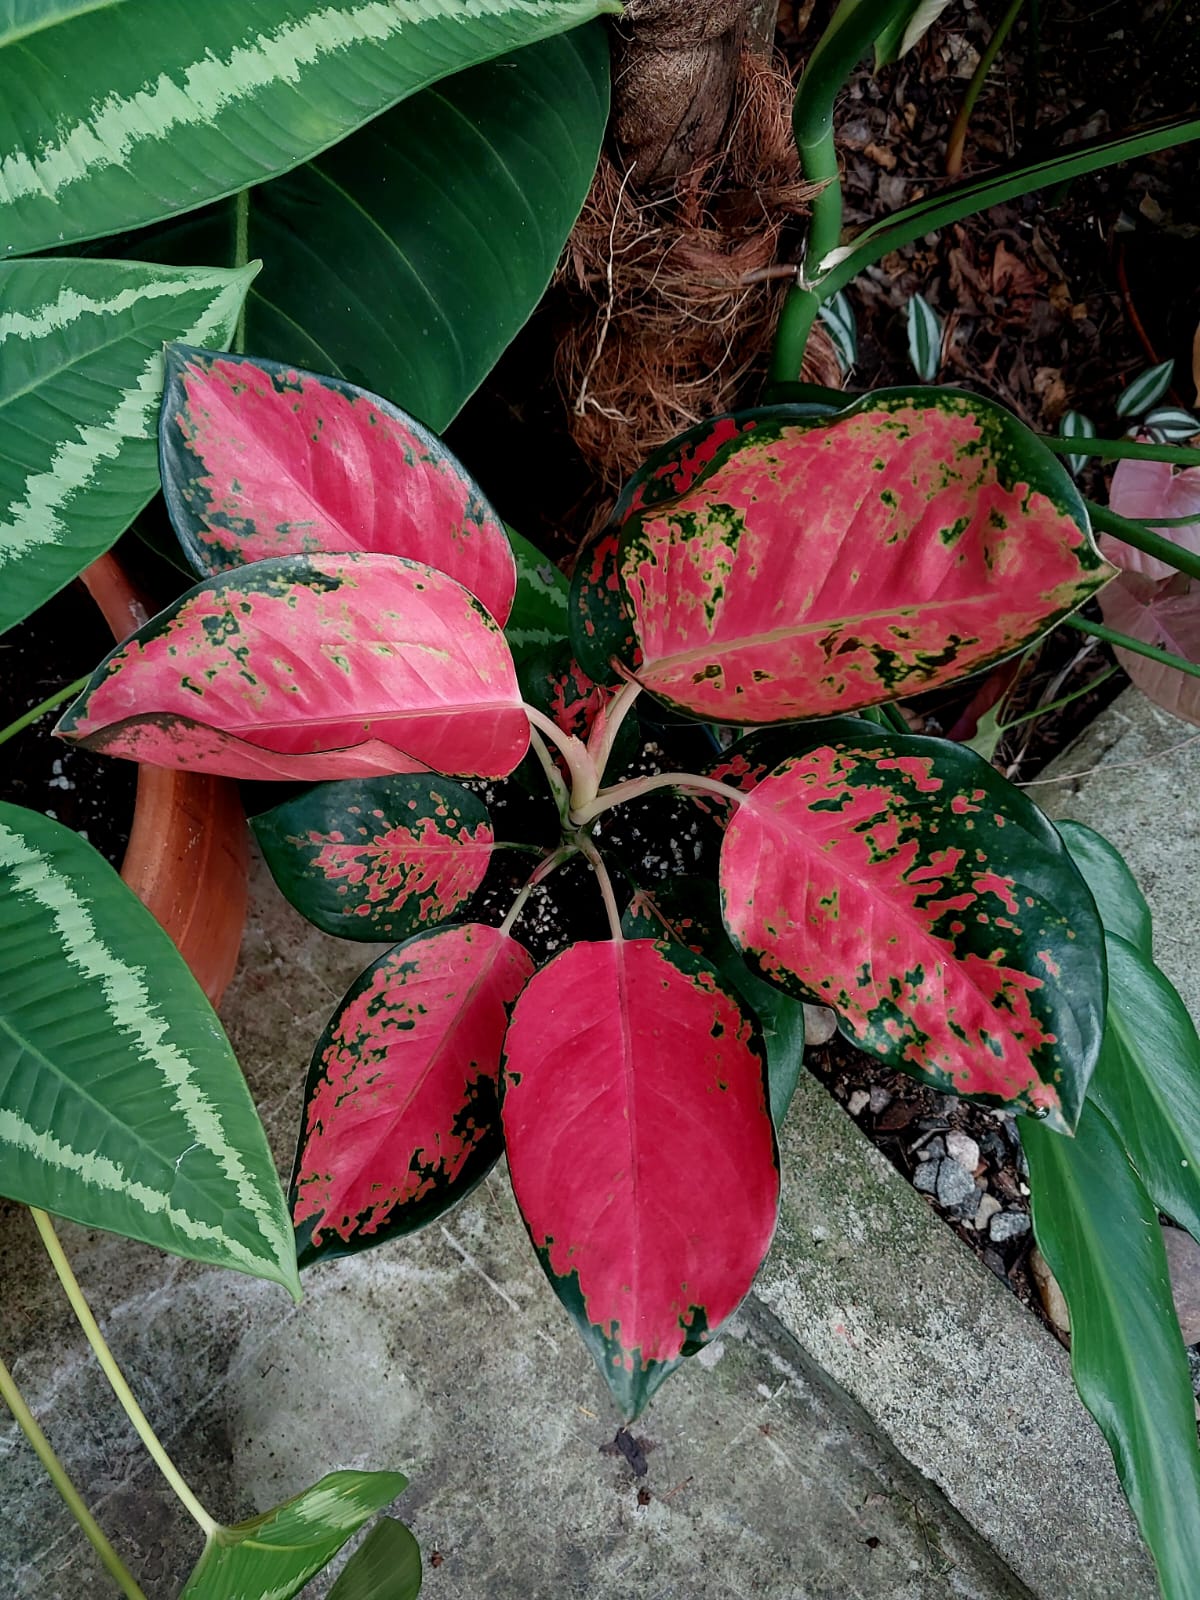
[{"left": 77, "top": 553, "right": 249, "bottom": 1007}]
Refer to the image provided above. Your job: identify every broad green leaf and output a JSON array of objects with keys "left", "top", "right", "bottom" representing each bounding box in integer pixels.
[
  {"left": 328, "top": 1520, "right": 422, "bottom": 1600},
  {"left": 292, "top": 925, "right": 534, "bottom": 1265},
  {"left": 0, "top": 804, "right": 298, "bottom": 1294},
  {"left": 254, "top": 777, "right": 494, "bottom": 944},
  {"left": 1024, "top": 1104, "right": 1200, "bottom": 1600},
  {"left": 0, "top": 0, "right": 616, "bottom": 258},
  {"left": 505, "top": 525, "right": 569, "bottom": 660},
  {"left": 503, "top": 938, "right": 778, "bottom": 1417},
  {"left": 1116, "top": 360, "right": 1175, "bottom": 420},
  {"left": 0, "top": 0, "right": 128, "bottom": 47},
  {"left": 617, "top": 391, "right": 1109, "bottom": 723},
  {"left": 905, "top": 292, "right": 941, "bottom": 382},
  {"left": 0, "top": 257, "right": 254, "bottom": 636},
  {"left": 1056, "top": 820, "right": 1151, "bottom": 954},
  {"left": 719, "top": 724, "right": 1106, "bottom": 1129},
  {"left": 179, "top": 1471, "right": 408, "bottom": 1600}
]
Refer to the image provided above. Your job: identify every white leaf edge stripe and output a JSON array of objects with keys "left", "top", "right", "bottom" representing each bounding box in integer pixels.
[
  {"left": 0, "top": 815, "right": 284, "bottom": 1271},
  {"left": 906, "top": 293, "right": 940, "bottom": 380},
  {"left": 0, "top": 263, "right": 256, "bottom": 564},
  {"left": 0, "top": 0, "right": 595, "bottom": 214},
  {"left": 1115, "top": 359, "right": 1174, "bottom": 418}
]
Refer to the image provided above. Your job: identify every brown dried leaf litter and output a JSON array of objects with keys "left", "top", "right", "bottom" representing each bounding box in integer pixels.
[{"left": 554, "top": 50, "right": 841, "bottom": 510}]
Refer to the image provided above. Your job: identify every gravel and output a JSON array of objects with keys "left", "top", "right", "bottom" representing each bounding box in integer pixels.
[{"left": 989, "top": 1211, "right": 1032, "bottom": 1244}]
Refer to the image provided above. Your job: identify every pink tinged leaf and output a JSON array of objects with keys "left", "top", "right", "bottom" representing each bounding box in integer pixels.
[
  {"left": 1099, "top": 572, "right": 1200, "bottom": 727},
  {"left": 501, "top": 938, "right": 779, "bottom": 1419},
  {"left": 719, "top": 739, "right": 1105, "bottom": 1129},
  {"left": 161, "top": 345, "right": 516, "bottom": 622},
  {"left": 55, "top": 553, "right": 529, "bottom": 782},
  {"left": 253, "top": 775, "right": 494, "bottom": 942},
  {"left": 291, "top": 923, "right": 534, "bottom": 1264},
  {"left": 619, "top": 392, "right": 1113, "bottom": 722},
  {"left": 1105, "top": 455, "right": 1200, "bottom": 580}
]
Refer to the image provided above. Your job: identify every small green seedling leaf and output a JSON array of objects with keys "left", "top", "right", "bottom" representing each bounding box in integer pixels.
[
  {"left": 1116, "top": 359, "right": 1175, "bottom": 419},
  {"left": 327, "top": 1518, "right": 422, "bottom": 1600},
  {"left": 1142, "top": 406, "right": 1200, "bottom": 444},
  {"left": 179, "top": 1471, "right": 408, "bottom": 1600},
  {"left": 1060, "top": 410, "right": 1096, "bottom": 478},
  {"left": 906, "top": 293, "right": 942, "bottom": 382},
  {"left": 817, "top": 290, "right": 858, "bottom": 371}
]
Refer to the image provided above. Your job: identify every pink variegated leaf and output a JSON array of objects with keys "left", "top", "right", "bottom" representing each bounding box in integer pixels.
[
  {"left": 160, "top": 345, "right": 516, "bottom": 623},
  {"left": 56, "top": 553, "right": 528, "bottom": 782},
  {"left": 1105, "top": 454, "right": 1200, "bottom": 580},
  {"left": 292, "top": 923, "right": 534, "bottom": 1264},
  {"left": 253, "top": 775, "right": 494, "bottom": 942},
  {"left": 502, "top": 938, "right": 779, "bottom": 1418},
  {"left": 618, "top": 389, "right": 1112, "bottom": 722},
  {"left": 1099, "top": 571, "right": 1200, "bottom": 727},
  {"left": 719, "top": 729, "right": 1105, "bottom": 1130}
]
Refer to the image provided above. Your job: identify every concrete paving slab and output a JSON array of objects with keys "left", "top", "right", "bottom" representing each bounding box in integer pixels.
[{"left": 1, "top": 853, "right": 1027, "bottom": 1600}]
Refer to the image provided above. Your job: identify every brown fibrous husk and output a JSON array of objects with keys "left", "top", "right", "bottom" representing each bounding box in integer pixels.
[{"left": 554, "top": 49, "right": 841, "bottom": 510}]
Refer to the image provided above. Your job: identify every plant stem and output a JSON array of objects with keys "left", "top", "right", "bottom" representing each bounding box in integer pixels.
[
  {"left": 0, "top": 1353, "right": 149, "bottom": 1600},
  {"left": 232, "top": 187, "right": 250, "bottom": 354},
  {"left": 30, "top": 1210, "right": 217, "bottom": 1537},
  {"left": 586, "top": 679, "right": 643, "bottom": 787},
  {"left": 526, "top": 725, "right": 572, "bottom": 825},
  {"left": 1043, "top": 436, "right": 1200, "bottom": 466},
  {"left": 1064, "top": 617, "right": 1200, "bottom": 681},
  {"left": 1123, "top": 511, "right": 1200, "bottom": 528},
  {"left": 572, "top": 771, "right": 749, "bottom": 827},
  {"left": 994, "top": 664, "right": 1119, "bottom": 734},
  {"left": 945, "top": 0, "right": 1026, "bottom": 177},
  {"left": 577, "top": 835, "right": 623, "bottom": 942},
  {"left": 523, "top": 703, "right": 598, "bottom": 811},
  {"left": 770, "top": 0, "right": 900, "bottom": 383},
  {"left": 1087, "top": 502, "right": 1200, "bottom": 584},
  {"left": 0, "top": 674, "right": 89, "bottom": 749},
  {"left": 498, "top": 846, "right": 575, "bottom": 937},
  {"left": 875, "top": 701, "right": 910, "bottom": 735}
]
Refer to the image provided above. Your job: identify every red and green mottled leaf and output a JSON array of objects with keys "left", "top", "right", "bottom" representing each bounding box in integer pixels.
[
  {"left": 618, "top": 389, "right": 1113, "bottom": 722},
  {"left": 517, "top": 640, "right": 642, "bottom": 779},
  {"left": 501, "top": 938, "right": 779, "bottom": 1418},
  {"left": 567, "top": 529, "right": 642, "bottom": 685},
  {"left": 292, "top": 923, "right": 534, "bottom": 1265},
  {"left": 56, "top": 553, "right": 529, "bottom": 782},
  {"left": 253, "top": 776, "right": 493, "bottom": 943},
  {"left": 160, "top": 345, "right": 517, "bottom": 622},
  {"left": 719, "top": 728, "right": 1105, "bottom": 1129},
  {"left": 694, "top": 715, "right": 881, "bottom": 825}
]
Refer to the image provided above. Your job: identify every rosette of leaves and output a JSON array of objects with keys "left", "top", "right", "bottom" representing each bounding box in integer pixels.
[{"left": 58, "top": 348, "right": 1114, "bottom": 1419}]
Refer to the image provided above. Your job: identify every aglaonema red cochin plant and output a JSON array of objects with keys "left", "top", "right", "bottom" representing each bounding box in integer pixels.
[{"left": 56, "top": 345, "right": 1113, "bottom": 1418}]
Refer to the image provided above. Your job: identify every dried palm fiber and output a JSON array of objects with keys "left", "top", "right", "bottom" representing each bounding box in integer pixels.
[{"left": 554, "top": 48, "right": 841, "bottom": 510}]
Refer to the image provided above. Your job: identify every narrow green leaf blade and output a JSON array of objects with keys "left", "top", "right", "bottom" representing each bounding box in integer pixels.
[
  {"left": 0, "top": 0, "right": 615, "bottom": 257},
  {"left": 328, "top": 1520, "right": 422, "bottom": 1600},
  {"left": 906, "top": 292, "right": 941, "bottom": 381},
  {"left": 1024, "top": 1104, "right": 1200, "bottom": 1600},
  {"left": 0, "top": 0, "right": 129, "bottom": 47},
  {"left": 1056, "top": 820, "right": 1152, "bottom": 955},
  {"left": 180, "top": 1471, "right": 408, "bottom": 1600},
  {"left": 1060, "top": 410, "right": 1096, "bottom": 479},
  {"left": 0, "top": 256, "right": 254, "bottom": 635},
  {"left": 0, "top": 804, "right": 298, "bottom": 1294}
]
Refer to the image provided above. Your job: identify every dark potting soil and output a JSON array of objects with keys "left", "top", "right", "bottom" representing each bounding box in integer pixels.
[{"left": 0, "top": 581, "right": 136, "bottom": 868}]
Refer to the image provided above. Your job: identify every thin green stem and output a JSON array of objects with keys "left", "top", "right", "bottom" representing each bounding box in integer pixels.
[
  {"left": 498, "top": 845, "right": 575, "bottom": 938},
  {"left": 993, "top": 664, "right": 1119, "bottom": 734},
  {"left": 0, "top": 1352, "right": 148, "bottom": 1600},
  {"left": 1045, "top": 437, "right": 1200, "bottom": 466},
  {"left": 1122, "top": 511, "right": 1200, "bottom": 528},
  {"left": 1087, "top": 502, "right": 1200, "bottom": 584},
  {"left": 1064, "top": 617, "right": 1200, "bottom": 681},
  {"left": 875, "top": 701, "right": 910, "bottom": 735},
  {"left": 946, "top": 0, "right": 1026, "bottom": 177},
  {"left": 526, "top": 725, "right": 571, "bottom": 826},
  {"left": 0, "top": 674, "right": 88, "bottom": 749},
  {"left": 572, "top": 770, "right": 748, "bottom": 827},
  {"left": 523, "top": 703, "right": 598, "bottom": 812},
  {"left": 31, "top": 1210, "right": 217, "bottom": 1537},
  {"left": 232, "top": 187, "right": 250, "bottom": 354},
  {"left": 586, "top": 679, "right": 643, "bottom": 788},
  {"left": 577, "top": 835, "right": 623, "bottom": 943}
]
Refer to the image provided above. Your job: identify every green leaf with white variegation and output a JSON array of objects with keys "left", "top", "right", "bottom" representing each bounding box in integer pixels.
[
  {"left": 0, "top": 0, "right": 617, "bottom": 258},
  {"left": 0, "top": 804, "right": 298, "bottom": 1294},
  {"left": 179, "top": 1471, "right": 408, "bottom": 1600},
  {"left": 906, "top": 293, "right": 942, "bottom": 382},
  {"left": 817, "top": 290, "right": 857, "bottom": 372},
  {"left": 1116, "top": 360, "right": 1175, "bottom": 420},
  {"left": 505, "top": 525, "right": 570, "bottom": 662},
  {"left": 1024, "top": 1104, "right": 1200, "bottom": 1600},
  {"left": 1060, "top": 410, "right": 1096, "bottom": 479},
  {"left": 1143, "top": 407, "right": 1200, "bottom": 444},
  {"left": 0, "top": 257, "right": 255, "bottom": 635},
  {"left": 327, "top": 1520, "right": 422, "bottom": 1600},
  {"left": 873, "top": 0, "right": 956, "bottom": 66}
]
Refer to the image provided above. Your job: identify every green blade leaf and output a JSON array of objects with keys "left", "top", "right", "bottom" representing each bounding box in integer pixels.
[
  {"left": 179, "top": 1471, "right": 408, "bottom": 1600},
  {"left": 1116, "top": 360, "right": 1175, "bottom": 420},
  {"left": 328, "top": 1520, "right": 422, "bottom": 1600},
  {"left": 1024, "top": 1104, "right": 1200, "bottom": 1600},
  {"left": 1055, "top": 820, "right": 1152, "bottom": 955},
  {"left": 873, "top": 0, "right": 956, "bottom": 66},
  {"left": 0, "top": 0, "right": 615, "bottom": 258},
  {"left": 0, "top": 804, "right": 298, "bottom": 1295},
  {"left": 905, "top": 292, "right": 942, "bottom": 382},
  {"left": 0, "top": 257, "right": 255, "bottom": 636},
  {"left": 0, "top": 0, "right": 130, "bottom": 47}
]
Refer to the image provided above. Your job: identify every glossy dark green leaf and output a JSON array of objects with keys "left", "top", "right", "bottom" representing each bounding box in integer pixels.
[
  {"left": 505, "top": 526, "right": 570, "bottom": 662},
  {"left": 1056, "top": 820, "right": 1152, "bottom": 955},
  {"left": 253, "top": 777, "right": 494, "bottom": 944},
  {"left": 1024, "top": 1104, "right": 1200, "bottom": 1600},
  {"left": 179, "top": 1471, "right": 408, "bottom": 1600},
  {"left": 327, "top": 1519, "right": 422, "bottom": 1600},
  {"left": 0, "top": 804, "right": 298, "bottom": 1293},
  {"left": 0, "top": 0, "right": 612, "bottom": 258}
]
